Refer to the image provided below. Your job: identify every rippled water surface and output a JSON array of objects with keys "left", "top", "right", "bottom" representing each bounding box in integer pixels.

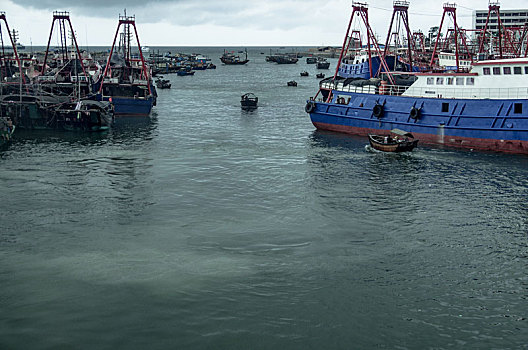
[{"left": 1, "top": 48, "right": 528, "bottom": 349}]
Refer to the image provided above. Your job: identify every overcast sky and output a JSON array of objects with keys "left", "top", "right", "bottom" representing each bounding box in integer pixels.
[{"left": 3, "top": 0, "right": 528, "bottom": 47}]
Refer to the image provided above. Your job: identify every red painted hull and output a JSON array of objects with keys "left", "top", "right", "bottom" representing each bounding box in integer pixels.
[{"left": 313, "top": 121, "right": 528, "bottom": 154}]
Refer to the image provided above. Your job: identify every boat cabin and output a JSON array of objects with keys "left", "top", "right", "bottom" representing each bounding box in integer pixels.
[{"left": 402, "top": 58, "right": 528, "bottom": 99}]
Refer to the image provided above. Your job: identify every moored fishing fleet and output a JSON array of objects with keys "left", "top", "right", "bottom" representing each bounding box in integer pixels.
[
  {"left": 3, "top": 1, "right": 528, "bottom": 155},
  {"left": 0, "top": 10, "right": 217, "bottom": 138}
]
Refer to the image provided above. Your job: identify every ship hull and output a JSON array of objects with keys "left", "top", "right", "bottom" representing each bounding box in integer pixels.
[
  {"left": 339, "top": 56, "right": 421, "bottom": 79},
  {"left": 308, "top": 91, "right": 528, "bottom": 154},
  {"left": 98, "top": 96, "right": 154, "bottom": 117}
]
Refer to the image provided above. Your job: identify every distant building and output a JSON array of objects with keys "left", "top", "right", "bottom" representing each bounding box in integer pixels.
[{"left": 473, "top": 8, "right": 528, "bottom": 33}]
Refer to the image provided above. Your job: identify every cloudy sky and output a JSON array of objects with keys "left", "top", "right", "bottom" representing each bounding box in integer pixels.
[{"left": 3, "top": 0, "right": 528, "bottom": 47}]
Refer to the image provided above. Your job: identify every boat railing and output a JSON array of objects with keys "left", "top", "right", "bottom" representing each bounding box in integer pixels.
[
  {"left": 71, "top": 75, "right": 90, "bottom": 83},
  {"left": 397, "top": 85, "right": 528, "bottom": 99},
  {"left": 37, "top": 75, "right": 56, "bottom": 82},
  {"left": 132, "top": 79, "right": 148, "bottom": 85},
  {"left": 324, "top": 81, "right": 528, "bottom": 99},
  {"left": 321, "top": 82, "right": 377, "bottom": 94},
  {"left": 104, "top": 78, "right": 119, "bottom": 84}
]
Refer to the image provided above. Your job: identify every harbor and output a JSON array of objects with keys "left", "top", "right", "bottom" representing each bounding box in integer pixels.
[{"left": 1, "top": 2, "right": 528, "bottom": 349}]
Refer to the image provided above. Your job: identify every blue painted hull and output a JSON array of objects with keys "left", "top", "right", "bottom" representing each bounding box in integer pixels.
[
  {"left": 99, "top": 95, "right": 154, "bottom": 117},
  {"left": 339, "top": 56, "right": 421, "bottom": 79},
  {"left": 308, "top": 91, "right": 528, "bottom": 153}
]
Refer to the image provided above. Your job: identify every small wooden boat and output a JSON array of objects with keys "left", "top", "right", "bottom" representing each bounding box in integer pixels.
[
  {"left": 287, "top": 80, "right": 297, "bottom": 87},
  {"left": 306, "top": 57, "right": 317, "bottom": 64},
  {"left": 155, "top": 77, "right": 171, "bottom": 89},
  {"left": 241, "top": 93, "right": 258, "bottom": 110},
  {"left": 368, "top": 129, "right": 418, "bottom": 152},
  {"left": 316, "top": 73, "right": 325, "bottom": 78},
  {"left": 300, "top": 71, "right": 309, "bottom": 77}
]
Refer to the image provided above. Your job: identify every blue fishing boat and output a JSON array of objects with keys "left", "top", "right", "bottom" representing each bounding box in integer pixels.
[
  {"left": 307, "top": 58, "right": 528, "bottom": 154},
  {"left": 338, "top": 52, "right": 414, "bottom": 79},
  {"left": 177, "top": 67, "right": 195, "bottom": 76},
  {"left": 96, "top": 13, "right": 155, "bottom": 117},
  {"left": 305, "top": 3, "right": 528, "bottom": 154}
]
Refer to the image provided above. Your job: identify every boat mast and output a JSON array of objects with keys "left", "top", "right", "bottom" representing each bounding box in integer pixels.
[
  {"left": 382, "top": 1, "right": 413, "bottom": 72},
  {"left": 429, "top": 3, "right": 473, "bottom": 72},
  {"left": 329, "top": 2, "right": 394, "bottom": 101},
  {"left": 41, "top": 11, "right": 88, "bottom": 80},
  {"left": 0, "top": 12, "right": 25, "bottom": 85},
  {"left": 477, "top": 1, "right": 517, "bottom": 58},
  {"left": 99, "top": 12, "right": 152, "bottom": 95}
]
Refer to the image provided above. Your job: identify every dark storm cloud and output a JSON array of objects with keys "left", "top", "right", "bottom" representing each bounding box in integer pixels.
[
  {"left": 15, "top": 0, "right": 321, "bottom": 30},
  {"left": 14, "top": 0, "right": 177, "bottom": 10}
]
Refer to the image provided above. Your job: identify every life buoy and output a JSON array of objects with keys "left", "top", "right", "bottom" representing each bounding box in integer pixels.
[
  {"left": 410, "top": 106, "right": 421, "bottom": 120},
  {"left": 373, "top": 104, "right": 384, "bottom": 118},
  {"left": 305, "top": 101, "right": 316, "bottom": 113}
]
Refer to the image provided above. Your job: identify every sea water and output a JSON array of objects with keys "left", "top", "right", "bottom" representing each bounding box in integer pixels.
[{"left": 1, "top": 47, "right": 527, "bottom": 349}]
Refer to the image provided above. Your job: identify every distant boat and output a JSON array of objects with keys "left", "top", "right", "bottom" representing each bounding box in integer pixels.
[
  {"left": 155, "top": 77, "right": 171, "bottom": 89},
  {"left": 287, "top": 80, "right": 297, "bottom": 87},
  {"left": 220, "top": 49, "right": 249, "bottom": 65},
  {"left": 300, "top": 71, "right": 309, "bottom": 77},
  {"left": 275, "top": 54, "right": 298, "bottom": 64},
  {"left": 316, "top": 58, "right": 330, "bottom": 69},
  {"left": 241, "top": 93, "right": 258, "bottom": 110},
  {"left": 306, "top": 57, "right": 317, "bottom": 64},
  {"left": 316, "top": 73, "right": 325, "bottom": 78},
  {"left": 177, "top": 67, "right": 195, "bottom": 76}
]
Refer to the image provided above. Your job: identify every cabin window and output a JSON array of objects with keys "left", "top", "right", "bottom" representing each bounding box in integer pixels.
[
  {"left": 524, "top": 66, "right": 528, "bottom": 74},
  {"left": 447, "top": 77, "right": 454, "bottom": 85},
  {"left": 456, "top": 77, "right": 465, "bottom": 85},
  {"left": 436, "top": 77, "right": 444, "bottom": 85},
  {"left": 503, "top": 67, "right": 512, "bottom": 75},
  {"left": 483, "top": 67, "right": 491, "bottom": 75},
  {"left": 514, "top": 67, "right": 522, "bottom": 74},
  {"left": 514, "top": 103, "right": 523, "bottom": 114},
  {"left": 493, "top": 67, "right": 501, "bottom": 75},
  {"left": 466, "top": 77, "right": 475, "bottom": 85},
  {"left": 336, "top": 96, "right": 349, "bottom": 105},
  {"left": 427, "top": 77, "right": 434, "bottom": 85},
  {"left": 442, "top": 103, "right": 449, "bottom": 112}
]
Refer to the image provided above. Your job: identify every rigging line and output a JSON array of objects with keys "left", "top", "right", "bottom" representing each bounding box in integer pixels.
[
  {"left": 457, "top": 4, "right": 475, "bottom": 11},
  {"left": 369, "top": 5, "right": 474, "bottom": 17}
]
